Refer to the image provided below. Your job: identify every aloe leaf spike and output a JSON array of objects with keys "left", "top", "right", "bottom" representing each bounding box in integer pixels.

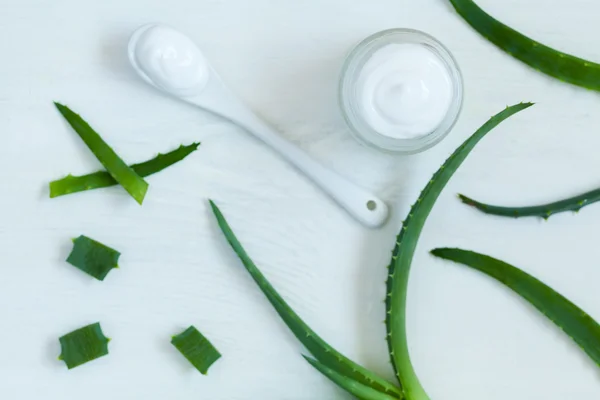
[
  {"left": 54, "top": 103, "right": 149, "bottom": 204},
  {"left": 50, "top": 143, "right": 200, "bottom": 198},
  {"left": 458, "top": 189, "right": 600, "bottom": 220},
  {"left": 431, "top": 248, "right": 600, "bottom": 367},
  {"left": 303, "top": 356, "right": 401, "bottom": 400},
  {"left": 386, "top": 103, "right": 533, "bottom": 399},
  {"left": 449, "top": 0, "right": 600, "bottom": 91},
  {"left": 209, "top": 200, "right": 402, "bottom": 398}
]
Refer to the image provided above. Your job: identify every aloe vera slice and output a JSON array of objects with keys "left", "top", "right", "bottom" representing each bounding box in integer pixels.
[
  {"left": 449, "top": 0, "right": 600, "bottom": 91},
  {"left": 66, "top": 235, "right": 120, "bottom": 281},
  {"left": 458, "top": 189, "right": 600, "bottom": 220},
  {"left": 209, "top": 200, "right": 402, "bottom": 398},
  {"left": 303, "top": 356, "right": 400, "bottom": 400},
  {"left": 171, "top": 326, "right": 221, "bottom": 375},
  {"left": 58, "top": 322, "right": 110, "bottom": 369},
  {"left": 50, "top": 143, "right": 200, "bottom": 198},
  {"left": 431, "top": 248, "right": 600, "bottom": 366},
  {"left": 386, "top": 103, "right": 533, "bottom": 399},
  {"left": 54, "top": 103, "right": 149, "bottom": 204}
]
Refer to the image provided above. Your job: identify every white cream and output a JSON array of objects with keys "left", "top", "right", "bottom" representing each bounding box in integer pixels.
[
  {"left": 355, "top": 43, "right": 453, "bottom": 139},
  {"left": 133, "top": 26, "right": 210, "bottom": 95}
]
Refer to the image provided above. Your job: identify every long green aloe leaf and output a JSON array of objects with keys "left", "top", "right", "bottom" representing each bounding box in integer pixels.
[
  {"left": 58, "top": 322, "right": 110, "bottom": 369},
  {"left": 54, "top": 103, "right": 149, "bottom": 204},
  {"left": 303, "top": 356, "right": 400, "bottom": 400},
  {"left": 386, "top": 103, "right": 533, "bottom": 399},
  {"left": 449, "top": 0, "right": 600, "bottom": 91},
  {"left": 458, "top": 189, "right": 600, "bottom": 220},
  {"left": 431, "top": 248, "right": 600, "bottom": 366},
  {"left": 171, "top": 326, "right": 221, "bottom": 375},
  {"left": 210, "top": 200, "right": 402, "bottom": 398},
  {"left": 50, "top": 143, "right": 200, "bottom": 198}
]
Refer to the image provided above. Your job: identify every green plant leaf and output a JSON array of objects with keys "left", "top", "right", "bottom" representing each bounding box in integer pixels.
[
  {"left": 449, "top": 0, "right": 600, "bottom": 91},
  {"left": 209, "top": 200, "right": 402, "bottom": 398},
  {"left": 66, "top": 235, "right": 120, "bottom": 281},
  {"left": 50, "top": 143, "right": 200, "bottom": 198},
  {"left": 171, "top": 326, "right": 221, "bottom": 375},
  {"left": 58, "top": 322, "right": 110, "bottom": 369},
  {"left": 458, "top": 189, "right": 600, "bottom": 220},
  {"left": 303, "top": 356, "right": 401, "bottom": 400},
  {"left": 431, "top": 248, "right": 600, "bottom": 367},
  {"left": 386, "top": 103, "right": 533, "bottom": 399},
  {"left": 54, "top": 103, "right": 149, "bottom": 204}
]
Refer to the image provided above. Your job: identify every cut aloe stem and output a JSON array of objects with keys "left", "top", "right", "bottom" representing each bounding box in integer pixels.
[
  {"left": 303, "top": 356, "right": 401, "bottom": 400},
  {"left": 431, "top": 248, "right": 600, "bottom": 367},
  {"left": 50, "top": 143, "right": 200, "bottom": 198},
  {"left": 54, "top": 103, "right": 149, "bottom": 204},
  {"left": 385, "top": 103, "right": 533, "bottom": 399},
  {"left": 171, "top": 326, "right": 221, "bottom": 375},
  {"left": 66, "top": 235, "right": 120, "bottom": 281},
  {"left": 209, "top": 200, "right": 402, "bottom": 398},
  {"left": 459, "top": 189, "right": 600, "bottom": 220},
  {"left": 449, "top": 0, "right": 600, "bottom": 91},
  {"left": 58, "top": 322, "right": 110, "bottom": 369}
]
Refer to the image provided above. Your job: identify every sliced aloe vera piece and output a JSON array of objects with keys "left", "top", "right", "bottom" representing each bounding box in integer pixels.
[
  {"left": 50, "top": 143, "right": 200, "bottom": 198},
  {"left": 303, "top": 356, "right": 401, "bottom": 400},
  {"left": 58, "top": 322, "right": 110, "bottom": 369},
  {"left": 458, "top": 189, "right": 600, "bottom": 220},
  {"left": 54, "top": 103, "right": 149, "bottom": 204},
  {"left": 386, "top": 103, "right": 533, "bottom": 399},
  {"left": 449, "top": 0, "right": 600, "bottom": 91},
  {"left": 171, "top": 326, "right": 221, "bottom": 375},
  {"left": 431, "top": 248, "right": 600, "bottom": 366},
  {"left": 209, "top": 200, "right": 401, "bottom": 398},
  {"left": 66, "top": 235, "right": 120, "bottom": 281}
]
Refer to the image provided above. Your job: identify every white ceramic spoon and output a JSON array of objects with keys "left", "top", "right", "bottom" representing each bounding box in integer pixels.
[{"left": 127, "top": 24, "right": 389, "bottom": 228}]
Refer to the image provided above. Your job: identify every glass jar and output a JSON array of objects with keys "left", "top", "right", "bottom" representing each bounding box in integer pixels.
[{"left": 339, "top": 28, "right": 464, "bottom": 154}]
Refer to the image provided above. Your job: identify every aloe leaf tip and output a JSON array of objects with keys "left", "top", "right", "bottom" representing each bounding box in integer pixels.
[
  {"left": 385, "top": 102, "right": 532, "bottom": 397},
  {"left": 429, "top": 248, "right": 454, "bottom": 258},
  {"left": 53, "top": 102, "right": 149, "bottom": 205},
  {"left": 210, "top": 200, "right": 403, "bottom": 398},
  {"left": 449, "top": 0, "right": 600, "bottom": 91},
  {"left": 430, "top": 247, "right": 600, "bottom": 367},
  {"left": 208, "top": 199, "right": 219, "bottom": 213}
]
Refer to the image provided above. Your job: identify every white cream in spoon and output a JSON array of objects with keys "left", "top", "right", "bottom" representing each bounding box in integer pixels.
[{"left": 132, "top": 25, "right": 210, "bottom": 96}]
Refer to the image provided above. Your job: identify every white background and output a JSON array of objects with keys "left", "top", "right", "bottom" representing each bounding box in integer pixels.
[{"left": 1, "top": 0, "right": 600, "bottom": 398}]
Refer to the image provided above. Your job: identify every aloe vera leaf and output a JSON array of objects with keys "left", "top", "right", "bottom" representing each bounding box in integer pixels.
[
  {"left": 54, "top": 103, "right": 149, "bottom": 204},
  {"left": 386, "top": 103, "right": 533, "bottom": 399},
  {"left": 458, "top": 190, "right": 600, "bottom": 220},
  {"left": 303, "top": 356, "right": 401, "bottom": 400},
  {"left": 431, "top": 248, "right": 600, "bottom": 366},
  {"left": 50, "top": 143, "right": 200, "bottom": 198},
  {"left": 449, "top": 0, "right": 600, "bottom": 91},
  {"left": 58, "top": 322, "right": 110, "bottom": 369},
  {"left": 209, "top": 200, "right": 402, "bottom": 398},
  {"left": 171, "top": 326, "right": 221, "bottom": 375},
  {"left": 66, "top": 235, "right": 120, "bottom": 281}
]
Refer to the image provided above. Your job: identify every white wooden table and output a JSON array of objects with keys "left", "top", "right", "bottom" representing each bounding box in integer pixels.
[{"left": 1, "top": 0, "right": 600, "bottom": 398}]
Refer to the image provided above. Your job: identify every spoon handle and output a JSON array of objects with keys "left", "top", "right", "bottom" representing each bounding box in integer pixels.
[
  {"left": 243, "top": 113, "right": 389, "bottom": 228},
  {"left": 194, "top": 78, "right": 389, "bottom": 228}
]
